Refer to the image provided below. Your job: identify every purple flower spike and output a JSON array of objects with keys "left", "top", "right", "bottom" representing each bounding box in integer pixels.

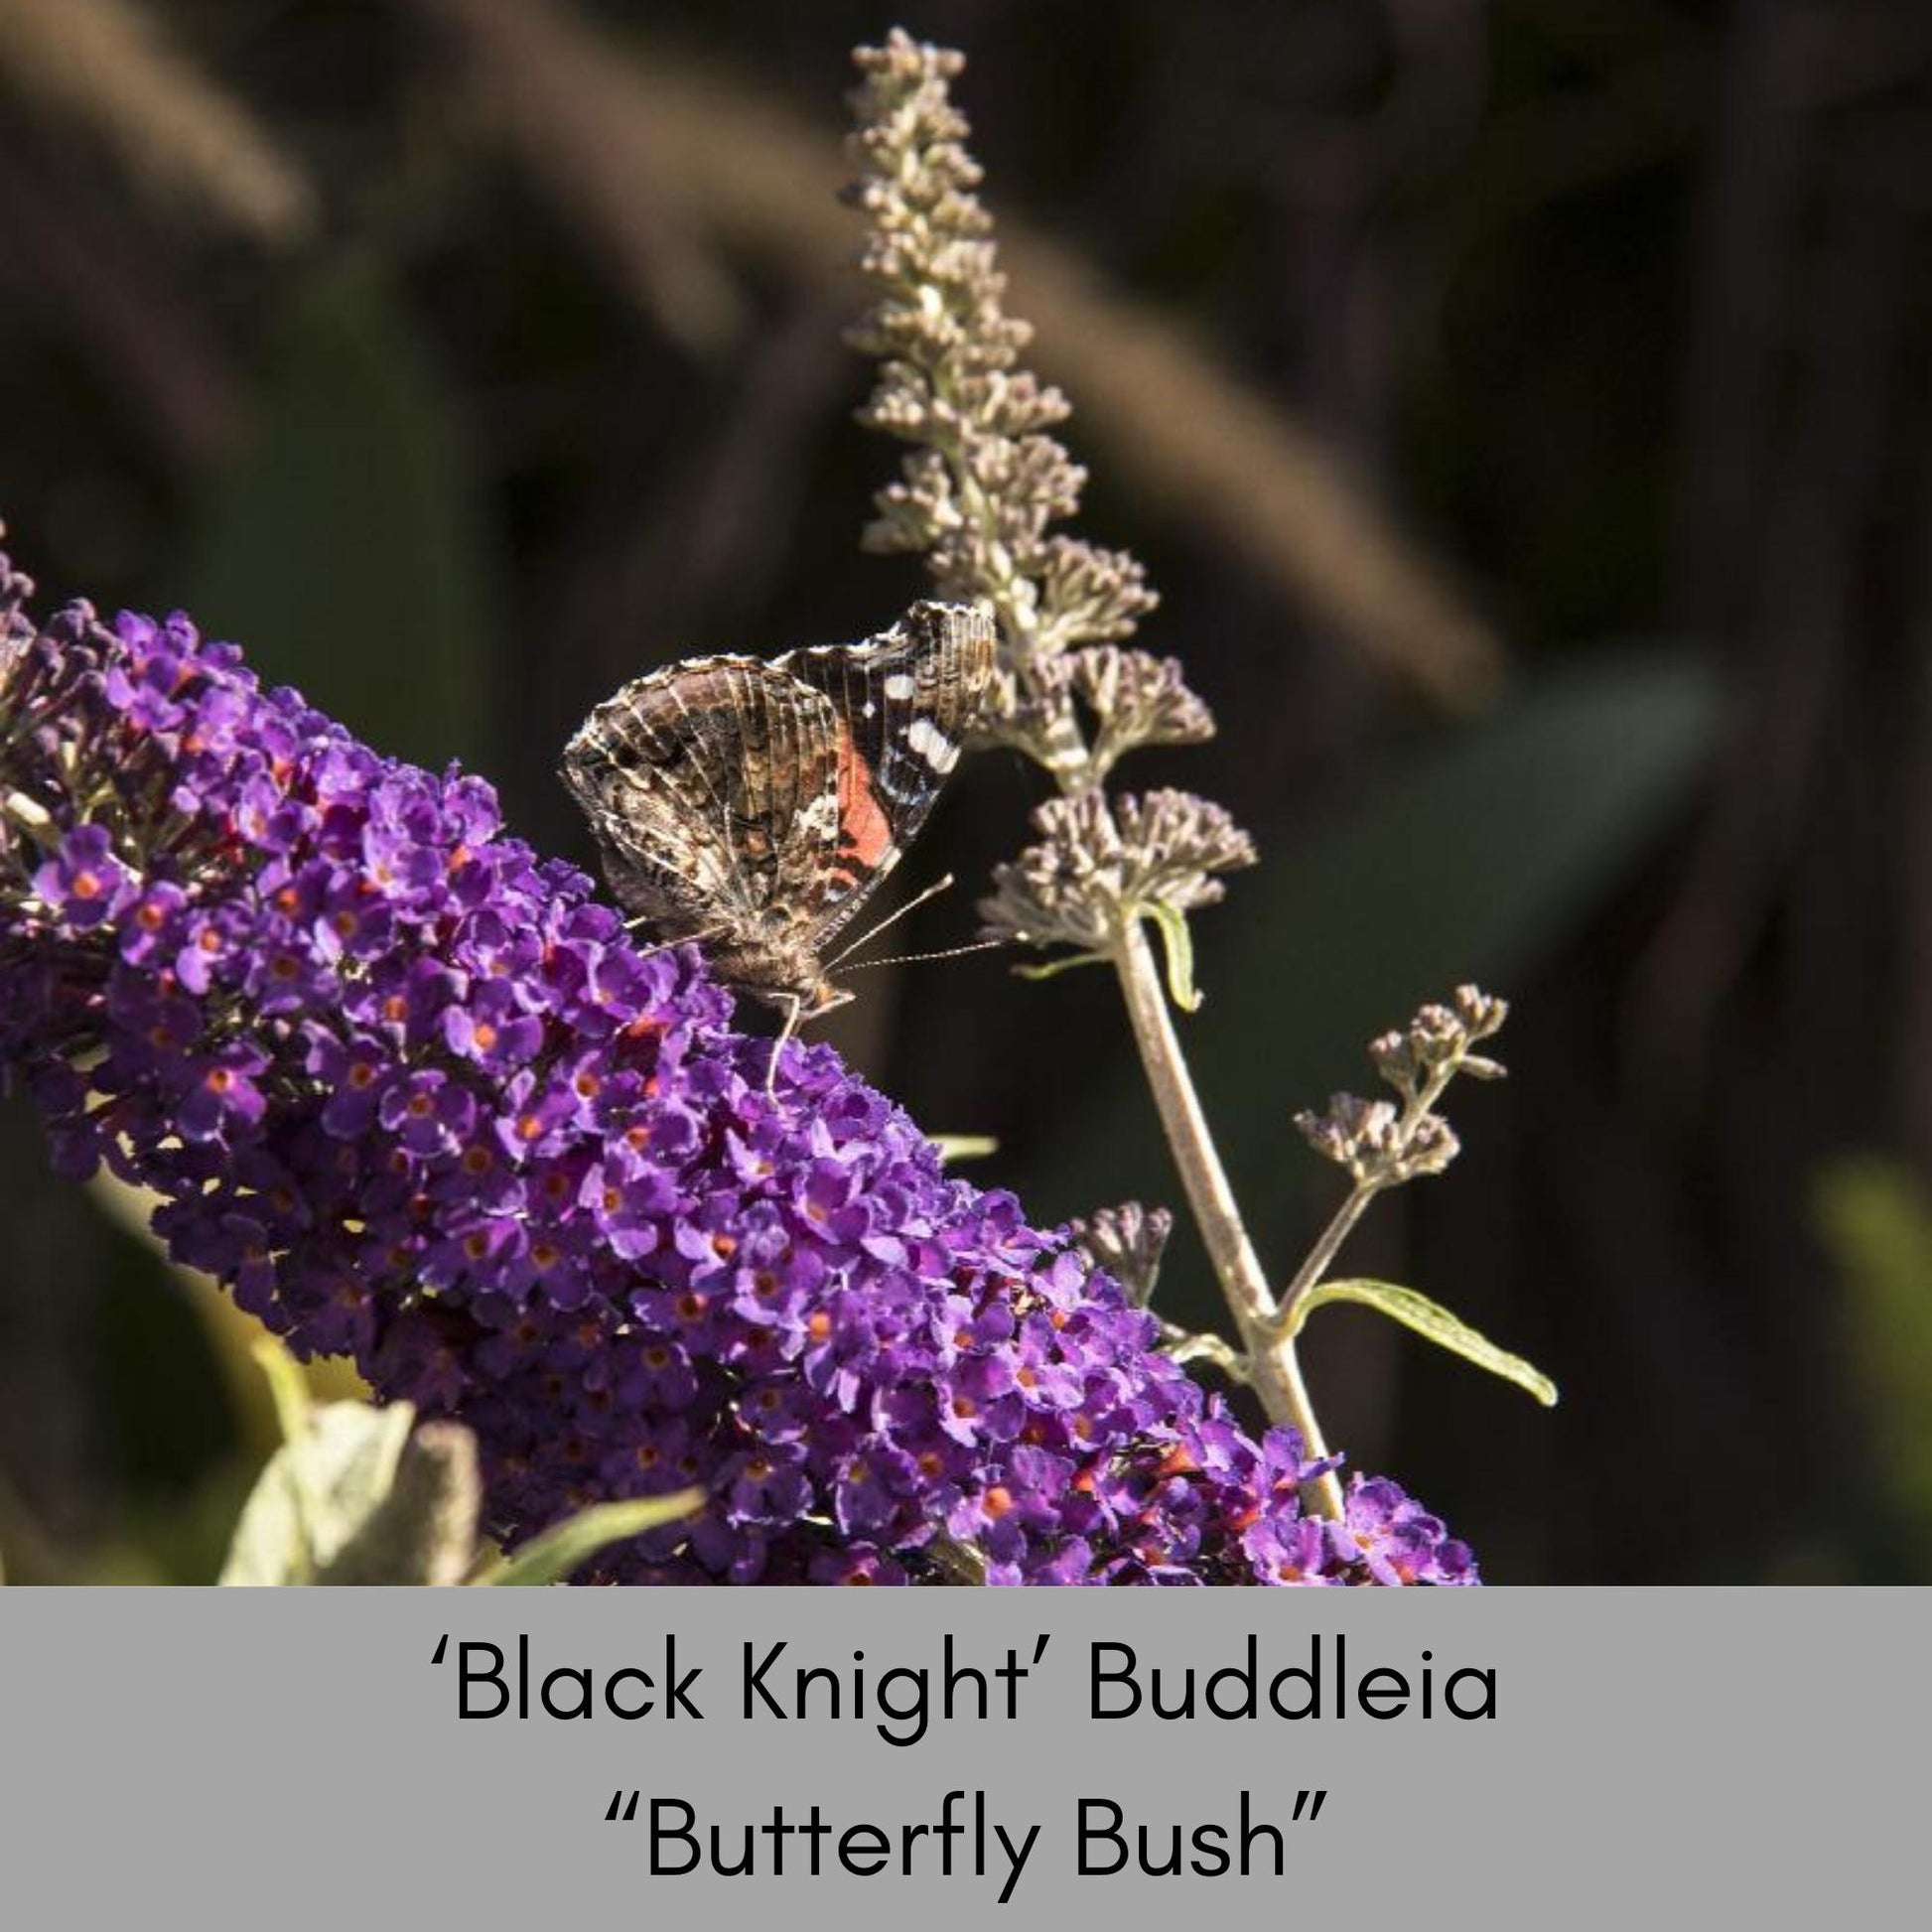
[{"left": 0, "top": 547, "right": 1474, "bottom": 1586}]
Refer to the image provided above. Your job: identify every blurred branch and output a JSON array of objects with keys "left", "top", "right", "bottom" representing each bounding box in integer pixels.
[
  {"left": 0, "top": 155, "right": 243, "bottom": 465},
  {"left": 410, "top": 0, "right": 746, "bottom": 353},
  {"left": 639, "top": 290, "right": 854, "bottom": 639},
  {"left": 1669, "top": 0, "right": 1808, "bottom": 634},
  {"left": 1630, "top": 193, "right": 1905, "bottom": 1115},
  {"left": 0, "top": 0, "right": 317, "bottom": 246},
  {"left": 411, "top": 0, "right": 1506, "bottom": 708}
]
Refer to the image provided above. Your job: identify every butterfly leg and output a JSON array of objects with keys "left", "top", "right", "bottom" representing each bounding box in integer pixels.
[
  {"left": 622, "top": 920, "right": 723, "bottom": 965},
  {"left": 764, "top": 992, "right": 803, "bottom": 1097}
]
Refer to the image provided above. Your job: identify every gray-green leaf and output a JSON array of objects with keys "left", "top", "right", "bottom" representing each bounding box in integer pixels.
[
  {"left": 1142, "top": 898, "right": 1201, "bottom": 1013},
  {"left": 1295, "top": 1278, "right": 1559, "bottom": 1406},
  {"left": 220, "top": 1395, "right": 419, "bottom": 1585}
]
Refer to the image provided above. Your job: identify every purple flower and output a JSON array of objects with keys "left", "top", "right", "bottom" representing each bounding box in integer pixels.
[
  {"left": 35, "top": 824, "right": 135, "bottom": 930},
  {"left": 1329, "top": 1475, "right": 1476, "bottom": 1587},
  {"left": 0, "top": 545, "right": 1475, "bottom": 1586},
  {"left": 173, "top": 1042, "right": 271, "bottom": 1142}
]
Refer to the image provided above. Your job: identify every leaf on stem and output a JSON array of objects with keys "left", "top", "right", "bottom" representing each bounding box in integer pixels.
[
  {"left": 1013, "top": 949, "right": 1110, "bottom": 982},
  {"left": 219, "top": 1375, "right": 420, "bottom": 1585},
  {"left": 470, "top": 1493, "right": 705, "bottom": 1587},
  {"left": 1295, "top": 1278, "right": 1558, "bottom": 1407},
  {"left": 931, "top": 1134, "right": 1001, "bottom": 1163},
  {"left": 1142, "top": 898, "right": 1202, "bottom": 1013}
]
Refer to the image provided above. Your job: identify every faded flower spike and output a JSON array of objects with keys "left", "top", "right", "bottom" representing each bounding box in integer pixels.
[
  {"left": 0, "top": 545, "right": 1473, "bottom": 1586},
  {"left": 1296, "top": 1095, "right": 1462, "bottom": 1185},
  {"left": 1295, "top": 990, "right": 1508, "bottom": 1186},
  {"left": 981, "top": 788, "right": 1256, "bottom": 959},
  {"left": 846, "top": 28, "right": 1156, "bottom": 676},
  {"left": 1070, "top": 648, "right": 1216, "bottom": 780},
  {"left": 1370, "top": 985, "right": 1510, "bottom": 1094},
  {"left": 1067, "top": 1201, "right": 1174, "bottom": 1309}
]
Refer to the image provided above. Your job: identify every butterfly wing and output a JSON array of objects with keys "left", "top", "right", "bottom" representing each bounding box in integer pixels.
[
  {"left": 560, "top": 656, "right": 843, "bottom": 945},
  {"left": 773, "top": 601, "right": 995, "bottom": 949}
]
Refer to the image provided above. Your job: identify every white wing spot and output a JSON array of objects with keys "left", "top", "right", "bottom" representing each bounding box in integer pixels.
[
  {"left": 905, "top": 717, "right": 959, "bottom": 771},
  {"left": 883, "top": 673, "right": 917, "bottom": 702}
]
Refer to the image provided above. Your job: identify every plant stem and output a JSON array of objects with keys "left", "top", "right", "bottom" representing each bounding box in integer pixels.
[
  {"left": 1273, "top": 1058, "right": 1463, "bottom": 1335},
  {"left": 1276, "top": 1181, "right": 1380, "bottom": 1331},
  {"left": 1111, "top": 916, "right": 1344, "bottom": 1518}
]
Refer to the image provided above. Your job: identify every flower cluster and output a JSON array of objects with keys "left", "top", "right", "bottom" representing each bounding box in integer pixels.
[
  {"left": 0, "top": 549, "right": 1473, "bottom": 1585},
  {"left": 1067, "top": 1200, "right": 1173, "bottom": 1309},
  {"left": 981, "top": 788, "right": 1257, "bottom": 960},
  {"left": 1296, "top": 986, "right": 1509, "bottom": 1187}
]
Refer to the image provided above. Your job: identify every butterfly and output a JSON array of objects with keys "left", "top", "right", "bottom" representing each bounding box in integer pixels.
[{"left": 560, "top": 600, "right": 995, "bottom": 1059}]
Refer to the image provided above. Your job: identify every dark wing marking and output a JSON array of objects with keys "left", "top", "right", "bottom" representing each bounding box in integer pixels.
[
  {"left": 773, "top": 602, "right": 995, "bottom": 947},
  {"left": 559, "top": 656, "right": 842, "bottom": 941}
]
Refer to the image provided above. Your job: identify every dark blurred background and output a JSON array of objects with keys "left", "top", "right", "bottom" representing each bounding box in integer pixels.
[{"left": 4, "top": 0, "right": 1931, "bottom": 1582}]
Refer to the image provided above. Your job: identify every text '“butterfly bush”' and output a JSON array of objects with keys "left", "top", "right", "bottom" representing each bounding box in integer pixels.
[{"left": 0, "top": 550, "right": 1473, "bottom": 1585}]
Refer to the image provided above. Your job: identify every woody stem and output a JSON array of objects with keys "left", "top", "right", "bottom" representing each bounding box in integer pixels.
[{"left": 1109, "top": 915, "right": 1344, "bottom": 1519}]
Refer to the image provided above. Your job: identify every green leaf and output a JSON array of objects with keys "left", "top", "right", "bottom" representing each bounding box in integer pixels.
[
  {"left": 1813, "top": 1158, "right": 1932, "bottom": 1544},
  {"left": 253, "top": 1336, "right": 313, "bottom": 1448},
  {"left": 187, "top": 258, "right": 492, "bottom": 770},
  {"left": 221, "top": 1348, "right": 492, "bottom": 1584},
  {"left": 219, "top": 1395, "right": 418, "bottom": 1585},
  {"left": 472, "top": 1492, "right": 705, "bottom": 1587},
  {"left": 1014, "top": 949, "right": 1109, "bottom": 982},
  {"left": 932, "top": 1134, "right": 1001, "bottom": 1163},
  {"left": 1296, "top": 1278, "right": 1558, "bottom": 1406},
  {"left": 1142, "top": 899, "right": 1201, "bottom": 1012}
]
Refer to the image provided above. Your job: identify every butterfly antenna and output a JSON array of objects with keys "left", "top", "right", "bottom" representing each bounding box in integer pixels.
[
  {"left": 827, "top": 874, "right": 958, "bottom": 968},
  {"left": 846, "top": 936, "right": 1008, "bottom": 973}
]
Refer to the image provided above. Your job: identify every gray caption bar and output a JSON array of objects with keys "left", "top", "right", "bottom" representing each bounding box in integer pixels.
[{"left": 0, "top": 1588, "right": 1918, "bottom": 1927}]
